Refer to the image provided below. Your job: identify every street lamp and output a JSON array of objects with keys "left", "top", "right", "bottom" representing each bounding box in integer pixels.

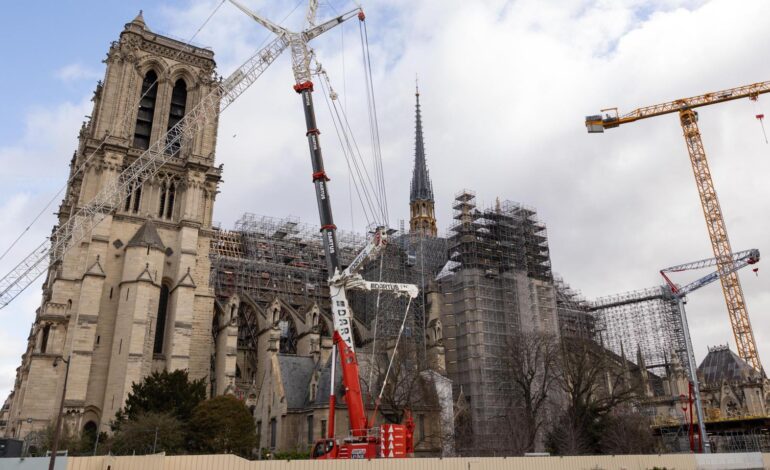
[{"left": 48, "top": 354, "right": 71, "bottom": 470}]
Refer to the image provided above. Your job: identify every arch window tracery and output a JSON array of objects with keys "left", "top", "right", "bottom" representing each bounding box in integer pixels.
[
  {"left": 157, "top": 175, "right": 179, "bottom": 220},
  {"left": 133, "top": 70, "right": 159, "bottom": 150},
  {"left": 124, "top": 180, "right": 143, "bottom": 214},
  {"left": 166, "top": 79, "right": 187, "bottom": 155}
]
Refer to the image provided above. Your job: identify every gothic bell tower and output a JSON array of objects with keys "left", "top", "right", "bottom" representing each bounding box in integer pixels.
[
  {"left": 409, "top": 83, "right": 437, "bottom": 237},
  {"left": 3, "top": 12, "right": 222, "bottom": 439}
]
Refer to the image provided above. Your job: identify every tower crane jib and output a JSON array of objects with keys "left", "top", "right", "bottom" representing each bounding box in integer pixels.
[{"left": 586, "top": 81, "right": 769, "bottom": 371}]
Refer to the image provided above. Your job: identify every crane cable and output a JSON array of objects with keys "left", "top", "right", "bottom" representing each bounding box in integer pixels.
[
  {"left": 317, "top": 71, "right": 378, "bottom": 227},
  {"left": 0, "top": 1, "right": 227, "bottom": 264},
  {"left": 371, "top": 295, "right": 413, "bottom": 422},
  {"left": 751, "top": 96, "right": 768, "bottom": 144},
  {"left": 358, "top": 17, "right": 389, "bottom": 226}
]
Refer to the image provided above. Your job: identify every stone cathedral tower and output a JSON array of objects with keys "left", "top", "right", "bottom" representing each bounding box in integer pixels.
[
  {"left": 409, "top": 85, "right": 437, "bottom": 237},
  {"left": 3, "top": 13, "right": 222, "bottom": 439}
]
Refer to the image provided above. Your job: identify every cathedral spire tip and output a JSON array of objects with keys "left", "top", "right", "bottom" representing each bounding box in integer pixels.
[{"left": 131, "top": 10, "right": 147, "bottom": 29}]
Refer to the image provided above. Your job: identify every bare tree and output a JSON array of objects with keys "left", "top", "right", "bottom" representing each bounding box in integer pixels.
[
  {"left": 548, "top": 336, "right": 642, "bottom": 455},
  {"left": 361, "top": 340, "right": 434, "bottom": 424},
  {"left": 497, "top": 331, "right": 561, "bottom": 455},
  {"left": 599, "top": 413, "right": 657, "bottom": 454}
]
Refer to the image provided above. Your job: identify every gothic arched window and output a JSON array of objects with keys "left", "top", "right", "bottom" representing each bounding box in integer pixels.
[
  {"left": 124, "top": 180, "right": 142, "bottom": 214},
  {"left": 318, "top": 317, "right": 331, "bottom": 338},
  {"left": 133, "top": 70, "right": 159, "bottom": 150},
  {"left": 158, "top": 177, "right": 177, "bottom": 220},
  {"left": 278, "top": 311, "right": 298, "bottom": 355},
  {"left": 153, "top": 284, "right": 170, "bottom": 354},
  {"left": 166, "top": 79, "right": 187, "bottom": 155},
  {"left": 40, "top": 324, "right": 51, "bottom": 353}
]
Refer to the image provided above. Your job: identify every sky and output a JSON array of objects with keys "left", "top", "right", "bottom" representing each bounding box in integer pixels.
[{"left": 1, "top": 0, "right": 770, "bottom": 400}]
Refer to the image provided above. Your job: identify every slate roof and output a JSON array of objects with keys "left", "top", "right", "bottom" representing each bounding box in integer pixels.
[
  {"left": 275, "top": 354, "right": 344, "bottom": 409},
  {"left": 697, "top": 345, "right": 761, "bottom": 385},
  {"left": 314, "top": 355, "right": 344, "bottom": 407},
  {"left": 126, "top": 220, "right": 165, "bottom": 251}
]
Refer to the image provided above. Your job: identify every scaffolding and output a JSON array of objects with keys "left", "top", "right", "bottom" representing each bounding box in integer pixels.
[
  {"left": 553, "top": 275, "right": 595, "bottom": 339},
  {"left": 210, "top": 213, "right": 367, "bottom": 311},
  {"left": 591, "top": 286, "right": 687, "bottom": 375},
  {"left": 350, "top": 232, "right": 448, "bottom": 349},
  {"left": 210, "top": 213, "right": 451, "bottom": 374},
  {"left": 437, "top": 190, "right": 556, "bottom": 455}
]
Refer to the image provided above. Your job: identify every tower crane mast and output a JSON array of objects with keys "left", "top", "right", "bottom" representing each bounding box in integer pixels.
[{"left": 586, "top": 81, "right": 770, "bottom": 371}]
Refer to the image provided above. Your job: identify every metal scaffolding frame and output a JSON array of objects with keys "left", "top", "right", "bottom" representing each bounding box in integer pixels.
[
  {"left": 437, "top": 190, "right": 556, "bottom": 455},
  {"left": 553, "top": 275, "right": 595, "bottom": 339},
  {"left": 209, "top": 213, "right": 452, "bottom": 377},
  {"left": 591, "top": 286, "right": 688, "bottom": 375}
]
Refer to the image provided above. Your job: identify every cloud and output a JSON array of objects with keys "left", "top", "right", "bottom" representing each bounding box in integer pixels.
[
  {"left": 156, "top": 0, "right": 769, "bottom": 366},
  {"left": 55, "top": 63, "right": 102, "bottom": 83},
  {"left": 0, "top": 97, "right": 91, "bottom": 399},
  {"left": 2, "top": 0, "right": 770, "bottom": 401}
]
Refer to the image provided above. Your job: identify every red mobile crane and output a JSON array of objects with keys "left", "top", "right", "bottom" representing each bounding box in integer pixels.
[{"left": 226, "top": 0, "right": 419, "bottom": 459}]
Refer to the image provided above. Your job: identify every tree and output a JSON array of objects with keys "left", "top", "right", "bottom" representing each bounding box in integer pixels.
[
  {"left": 114, "top": 370, "right": 206, "bottom": 429},
  {"left": 598, "top": 413, "right": 657, "bottom": 454},
  {"left": 360, "top": 340, "right": 438, "bottom": 425},
  {"left": 109, "top": 412, "right": 185, "bottom": 455},
  {"left": 547, "top": 336, "right": 643, "bottom": 455},
  {"left": 188, "top": 395, "right": 256, "bottom": 457},
  {"left": 497, "top": 331, "right": 560, "bottom": 455}
]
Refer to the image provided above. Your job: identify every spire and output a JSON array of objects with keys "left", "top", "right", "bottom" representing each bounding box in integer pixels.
[
  {"left": 129, "top": 10, "right": 147, "bottom": 30},
  {"left": 410, "top": 79, "right": 434, "bottom": 203}
]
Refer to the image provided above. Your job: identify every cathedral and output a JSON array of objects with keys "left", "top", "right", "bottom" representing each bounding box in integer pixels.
[
  {"left": 2, "top": 12, "right": 562, "bottom": 459},
  {"left": 2, "top": 13, "right": 221, "bottom": 439}
]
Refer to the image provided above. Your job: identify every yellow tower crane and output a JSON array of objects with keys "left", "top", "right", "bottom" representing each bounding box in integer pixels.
[{"left": 586, "top": 81, "right": 770, "bottom": 372}]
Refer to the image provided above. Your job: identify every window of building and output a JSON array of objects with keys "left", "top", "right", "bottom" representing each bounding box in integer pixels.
[
  {"left": 256, "top": 421, "right": 262, "bottom": 447},
  {"left": 166, "top": 79, "right": 187, "bottom": 155},
  {"left": 269, "top": 418, "right": 277, "bottom": 449},
  {"left": 157, "top": 180, "right": 176, "bottom": 219},
  {"left": 153, "top": 284, "right": 170, "bottom": 354},
  {"left": 418, "top": 414, "right": 426, "bottom": 442},
  {"left": 320, "top": 419, "right": 327, "bottom": 440},
  {"left": 40, "top": 324, "right": 51, "bottom": 353},
  {"left": 306, "top": 415, "right": 314, "bottom": 444},
  {"left": 124, "top": 181, "right": 142, "bottom": 214},
  {"left": 278, "top": 311, "right": 297, "bottom": 354},
  {"left": 133, "top": 70, "right": 159, "bottom": 150}
]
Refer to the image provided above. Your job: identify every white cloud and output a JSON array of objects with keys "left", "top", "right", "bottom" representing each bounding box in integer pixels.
[
  {"left": 158, "top": 0, "right": 769, "bottom": 367},
  {"left": 2, "top": 0, "right": 770, "bottom": 401},
  {"left": 55, "top": 63, "right": 102, "bottom": 83},
  {"left": 0, "top": 98, "right": 90, "bottom": 399}
]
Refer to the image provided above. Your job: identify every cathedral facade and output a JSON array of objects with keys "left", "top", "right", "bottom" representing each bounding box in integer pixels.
[{"left": 3, "top": 14, "right": 222, "bottom": 439}]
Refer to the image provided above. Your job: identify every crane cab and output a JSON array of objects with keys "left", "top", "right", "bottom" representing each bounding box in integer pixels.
[{"left": 311, "top": 437, "right": 379, "bottom": 460}]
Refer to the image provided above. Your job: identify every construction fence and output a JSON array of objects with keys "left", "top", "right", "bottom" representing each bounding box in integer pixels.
[{"left": 2, "top": 453, "right": 766, "bottom": 470}]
